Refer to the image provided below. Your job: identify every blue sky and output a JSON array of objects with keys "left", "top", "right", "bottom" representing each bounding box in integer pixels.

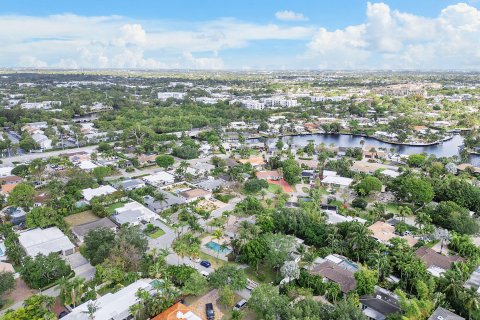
[{"left": 0, "top": 0, "right": 479, "bottom": 69}]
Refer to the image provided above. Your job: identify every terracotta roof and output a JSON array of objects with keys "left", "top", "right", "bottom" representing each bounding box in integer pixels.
[
  {"left": 310, "top": 261, "right": 356, "bottom": 293},
  {"left": 180, "top": 188, "right": 211, "bottom": 199},
  {"left": 152, "top": 302, "right": 203, "bottom": 320},
  {"left": 0, "top": 175, "right": 22, "bottom": 184},
  {"left": 368, "top": 221, "right": 418, "bottom": 247},
  {"left": 0, "top": 262, "right": 15, "bottom": 273},
  {"left": 415, "top": 247, "right": 464, "bottom": 270},
  {"left": 255, "top": 170, "right": 282, "bottom": 180},
  {"left": 238, "top": 156, "right": 265, "bottom": 166},
  {"left": 1, "top": 183, "right": 17, "bottom": 194}
]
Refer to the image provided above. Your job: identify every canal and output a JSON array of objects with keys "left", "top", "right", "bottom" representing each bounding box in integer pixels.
[{"left": 248, "top": 133, "right": 480, "bottom": 166}]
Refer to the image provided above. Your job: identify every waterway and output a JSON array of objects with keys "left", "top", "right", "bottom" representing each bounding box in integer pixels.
[{"left": 248, "top": 133, "right": 480, "bottom": 166}]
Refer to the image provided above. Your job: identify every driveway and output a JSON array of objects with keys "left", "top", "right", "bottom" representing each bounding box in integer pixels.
[
  {"left": 64, "top": 252, "right": 96, "bottom": 281},
  {"left": 147, "top": 219, "right": 176, "bottom": 250}
]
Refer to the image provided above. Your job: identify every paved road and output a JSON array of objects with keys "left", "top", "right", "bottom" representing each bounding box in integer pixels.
[{"left": 0, "top": 145, "right": 98, "bottom": 166}]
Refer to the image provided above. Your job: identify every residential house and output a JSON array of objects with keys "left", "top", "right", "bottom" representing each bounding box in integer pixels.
[
  {"left": 152, "top": 302, "right": 202, "bottom": 320},
  {"left": 82, "top": 185, "right": 117, "bottom": 202},
  {"left": 144, "top": 192, "right": 186, "bottom": 213},
  {"left": 179, "top": 188, "right": 212, "bottom": 203},
  {"left": 77, "top": 160, "right": 98, "bottom": 171},
  {"left": 138, "top": 153, "right": 157, "bottom": 167},
  {"left": 112, "top": 201, "right": 158, "bottom": 226},
  {"left": 415, "top": 247, "right": 464, "bottom": 277},
  {"left": 196, "top": 177, "right": 228, "bottom": 192},
  {"left": 466, "top": 266, "right": 480, "bottom": 293},
  {"left": 72, "top": 218, "right": 118, "bottom": 243},
  {"left": 309, "top": 260, "right": 356, "bottom": 294},
  {"left": 143, "top": 171, "right": 175, "bottom": 187},
  {"left": 368, "top": 221, "right": 418, "bottom": 247},
  {"left": 428, "top": 307, "right": 465, "bottom": 320},
  {"left": 32, "top": 133, "right": 53, "bottom": 150},
  {"left": 187, "top": 162, "right": 215, "bottom": 177},
  {"left": 360, "top": 286, "right": 401, "bottom": 320},
  {"left": 18, "top": 227, "right": 75, "bottom": 257},
  {"left": 321, "top": 176, "right": 353, "bottom": 188},
  {"left": 238, "top": 156, "right": 266, "bottom": 169},
  {"left": 255, "top": 170, "right": 282, "bottom": 181},
  {"left": 63, "top": 279, "right": 155, "bottom": 320},
  {"left": 113, "top": 178, "right": 146, "bottom": 191}
]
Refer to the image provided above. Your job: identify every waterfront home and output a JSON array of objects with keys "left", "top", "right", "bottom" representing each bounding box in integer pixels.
[
  {"left": 238, "top": 156, "right": 266, "bottom": 169},
  {"left": 351, "top": 161, "right": 399, "bottom": 174}
]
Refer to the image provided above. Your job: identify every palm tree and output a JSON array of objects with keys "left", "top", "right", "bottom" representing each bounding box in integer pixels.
[
  {"left": 348, "top": 222, "right": 372, "bottom": 261},
  {"left": 82, "top": 301, "right": 99, "bottom": 320},
  {"left": 464, "top": 287, "right": 480, "bottom": 319},
  {"left": 397, "top": 206, "right": 412, "bottom": 222},
  {"left": 212, "top": 229, "right": 224, "bottom": 258}
]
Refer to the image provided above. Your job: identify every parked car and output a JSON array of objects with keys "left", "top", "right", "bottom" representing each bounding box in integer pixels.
[
  {"left": 200, "top": 270, "right": 210, "bottom": 277},
  {"left": 233, "top": 299, "right": 247, "bottom": 311},
  {"left": 206, "top": 303, "right": 215, "bottom": 320},
  {"left": 200, "top": 260, "right": 211, "bottom": 268},
  {"left": 190, "top": 256, "right": 201, "bottom": 263}
]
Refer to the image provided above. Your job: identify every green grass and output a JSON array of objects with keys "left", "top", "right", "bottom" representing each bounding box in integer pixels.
[
  {"left": 149, "top": 228, "right": 166, "bottom": 239},
  {"left": 267, "top": 183, "right": 282, "bottom": 193},
  {"left": 105, "top": 201, "right": 128, "bottom": 214},
  {"left": 244, "top": 265, "right": 278, "bottom": 284}
]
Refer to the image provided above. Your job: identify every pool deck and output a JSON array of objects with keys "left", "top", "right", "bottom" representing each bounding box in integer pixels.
[{"left": 200, "top": 236, "right": 232, "bottom": 261}]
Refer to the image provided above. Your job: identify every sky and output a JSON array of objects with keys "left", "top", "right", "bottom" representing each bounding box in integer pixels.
[{"left": 0, "top": 0, "right": 479, "bottom": 70}]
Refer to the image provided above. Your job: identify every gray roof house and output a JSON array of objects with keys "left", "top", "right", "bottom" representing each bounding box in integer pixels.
[
  {"left": 72, "top": 218, "right": 118, "bottom": 243},
  {"left": 112, "top": 178, "right": 145, "bottom": 191},
  {"left": 196, "top": 177, "right": 228, "bottom": 191},
  {"left": 428, "top": 307, "right": 465, "bottom": 320},
  {"left": 360, "top": 287, "right": 401, "bottom": 320},
  {"left": 144, "top": 192, "right": 186, "bottom": 213}
]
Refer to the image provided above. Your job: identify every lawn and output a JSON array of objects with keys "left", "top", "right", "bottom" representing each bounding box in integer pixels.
[
  {"left": 148, "top": 228, "right": 166, "bottom": 239},
  {"left": 64, "top": 211, "right": 99, "bottom": 227},
  {"left": 244, "top": 264, "right": 278, "bottom": 284},
  {"left": 106, "top": 201, "right": 128, "bottom": 214},
  {"left": 267, "top": 183, "right": 282, "bottom": 193}
]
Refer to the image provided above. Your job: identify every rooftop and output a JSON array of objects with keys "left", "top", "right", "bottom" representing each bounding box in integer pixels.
[{"left": 18, "top": 227, "right": 75, "bottom": 257}]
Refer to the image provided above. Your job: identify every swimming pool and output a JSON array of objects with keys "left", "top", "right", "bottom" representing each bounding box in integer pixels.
[{"left": 205, "top": 241, "right": 232, "bottom": 255}]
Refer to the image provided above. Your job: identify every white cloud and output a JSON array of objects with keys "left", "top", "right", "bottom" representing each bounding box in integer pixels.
[
  {"left": 306, "top": 2, "right": 480, "bottom": 69},
  {"left": 275, "top": 10, "right": 308, "bottom": 21},
  {"left": 0, "top": 14, "right": 313, "bottom": 69}
]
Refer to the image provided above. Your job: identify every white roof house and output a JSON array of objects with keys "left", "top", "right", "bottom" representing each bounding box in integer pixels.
[
  {"left": 31, "top": 133, "right": 52, "bottom": 150},
  {"left": 82, "top": 185, "right": 117, "bottom": 202},
  {"left": 142, "top": 171, "right": 175, "bottom": 186},
  {"left": 78, "top": 160, "right": 98, "bottom": 171},
  {"left": 381, "top": 169, "right": 401, "bottom": 178},
  {"left": 63, "top": 279, "right": 154, "bottom": 320},
  {"left": 112, "top": 201, "right": 158, "bottom": 226},
  {"left": 321, "top": 176, "right": 353, "bottom": 187},
  {"left": 0, "top": 167, "right": 13, "bottom": 177},
  {"left": 18, "top": 227, "right": 75, "bottom": 257}
]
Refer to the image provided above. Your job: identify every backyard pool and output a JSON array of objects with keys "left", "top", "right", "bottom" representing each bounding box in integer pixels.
[{"left": 205, "top": 241, "right": 232, "bottom": 255}]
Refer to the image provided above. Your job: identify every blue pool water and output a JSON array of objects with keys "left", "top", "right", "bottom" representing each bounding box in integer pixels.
[{"left": 205, "top": 241, "right": 232, "bottom": 255}]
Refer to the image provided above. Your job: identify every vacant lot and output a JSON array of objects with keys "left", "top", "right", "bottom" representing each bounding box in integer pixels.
[{"left": 64, "top": 211, "right": 99, "bottom": 227}]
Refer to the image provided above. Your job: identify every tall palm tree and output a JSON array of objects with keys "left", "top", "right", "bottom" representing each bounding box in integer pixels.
[
  {"left": 348, "top": 222, "right": 372, "bottom": 262},
  {"left": 82, "top": 301, "right": 99, "bottom": 320},
  {"left": 464, "top": 287, "right": 480, "bottom": 319},
  {"left": 212, "top": 229, "right": 224, "bottom": 258}
]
